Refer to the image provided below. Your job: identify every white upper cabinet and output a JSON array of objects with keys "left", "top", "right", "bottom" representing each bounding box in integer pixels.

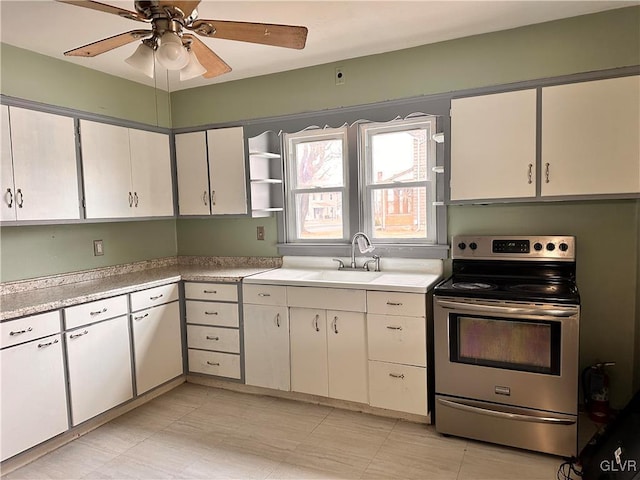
[
  {"left": 81, "top": 119, "right": 173, "bottom": 219},
  {"left": 450, "top": 89, "right": 537, "bottom": 201},
  {"left": 175, "top": 126, "right": 248, "bottom": 215},
  {"left": 2, "top": 106, "right": 79, "bottom": 221},
  {"left": 175, "top": 131, "right": 210, "bottom": 215},
  {"left": 207, "top": 127, "right": 248, "bottom": 214},
  {"left": 541, "top": 75, "right": 640, "bottom": 196},
  {"left": 128, "top": 128, "right": 173, "bottom": 217}
]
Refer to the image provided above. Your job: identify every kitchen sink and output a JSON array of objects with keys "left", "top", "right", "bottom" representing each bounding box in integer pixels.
[{"left": 307, "top": 270, "right": 382, "bottom": 283}]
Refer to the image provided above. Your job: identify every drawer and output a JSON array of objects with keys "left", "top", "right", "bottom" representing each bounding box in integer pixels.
[
  {"left": 367, "top": 314, "right": 427, "bottom": 367},
  {"left": 185, "top": 282, "right": 238, "bottom": 302},
  {"left": 188, "top": 349, "right": 241, "bottom": 379},
  {"left": 368, "top": 360, "right": 428, "bottom": 416},
  {"left": 186, "top": 301, "right": 239, "bottom": 327},
  {"left": 131, "top": 283, "right": 179, "bottom": 312},
  {"left": 287, "top": 286, "right": 366, "bottom": 312},
  {"left": 1, "top": 311, "right": 61, "bottom": 349},
  {"left": 187, "top": 325, "right": 239, "bottom": 353},
  {"left": 65, "top": 295, "right": 128, "bottom": 329},
  {"left": 243, "top": 284, "right": 287, "bottom": 306},
  {"left": 367, "top": 291, "right": 425, "bottom": 317}
]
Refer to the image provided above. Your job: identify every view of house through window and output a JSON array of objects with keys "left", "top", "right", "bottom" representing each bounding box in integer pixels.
[{"left": 284, "top": 117, "right": 437, "bottom": 244}]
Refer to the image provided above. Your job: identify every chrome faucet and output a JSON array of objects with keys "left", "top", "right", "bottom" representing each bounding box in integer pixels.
[{"left": 351, "top": 232, "right": 375, "bottom": 269}]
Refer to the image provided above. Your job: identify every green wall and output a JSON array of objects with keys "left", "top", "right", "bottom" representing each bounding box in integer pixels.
[
  {"left": 0, "top": 220, "right": 177, "bottom": 282},
  {"left": 170, "top": 6, "right": 639, "bottom": 127}
]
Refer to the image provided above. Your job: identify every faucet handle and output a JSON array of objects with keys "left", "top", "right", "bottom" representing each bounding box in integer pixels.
[
  {"left": 332, "top": 258, "right": 345, "bottom": 270},
  {"left": 364, "top": 255, "right": 381, "bottom": 272}
]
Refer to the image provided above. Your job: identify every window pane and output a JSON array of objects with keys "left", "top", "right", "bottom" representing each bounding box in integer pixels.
[
  {"left": 371, "top": 187, "right": 427, "bottom": 239},
  {"left": 370, "top": 129, "right": 428, "bottom": 184},
  {"left": 295, "top": 139, "right": 344, "bottom": 188},
  {"left": 295, "top": 192, "right": 343, "bottom": 239}
]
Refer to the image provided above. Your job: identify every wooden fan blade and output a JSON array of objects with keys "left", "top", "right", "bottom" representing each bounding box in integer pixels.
[
  {"left": 159, "top": 0, "right": 201, "bottom": 17},
  {"left": 183, "top": 34, "right": 231, "bottom": 79},
  {"left": 189, "top": 20, "right": 308, "bottom": 49},
  {"left": 64, "top": 30, "right": 152, "bottom": 57},
  {"left": 55, "top": 0, "right": 146, "bottom": 22}
]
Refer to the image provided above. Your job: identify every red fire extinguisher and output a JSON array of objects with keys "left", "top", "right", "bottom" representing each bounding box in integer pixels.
[{"left": 582, "top": 362, "right": 615, "bottom": 422}]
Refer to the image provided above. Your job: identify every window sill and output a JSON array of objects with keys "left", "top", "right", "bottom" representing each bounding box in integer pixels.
[{"left": 276, "top": 242, "right": 450, "bottom": 259}]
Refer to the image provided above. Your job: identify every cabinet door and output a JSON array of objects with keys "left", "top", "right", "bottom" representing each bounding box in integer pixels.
[
  {"left": 207, "top": 127, "right": 247, "bottom": 214},
  {"left": 132, "top": 302, "right": 183, "bottom": 395},
  {"left": 243, "top": 304, "right": 290, "bottom": 390},
  {"left": 80, "top": 120, "right": 133, "bottom": 218},
  {"left": 327, "top": 310, "right": 368, "bottom": 403},
  {"left": 542, "top": 76, "right": 640, "bottom": 196},
  {"left": 129, "top": 129, "right": 174, "bottom": 217},
  {"left": 66, "top": 316, "right": 133, "bottom": 425},
  {"left": 450, "top": 89, "right": 537, "bottom": 201},
  {"left": 289, "top": 308, "right": 328, "bottom": 397},
  {"left": 1, "top": 105, "right": 16, "bottom": 221},
  {"left": 175, "top": 131, "right": 211, "bottom": 215},
  {"left": 1, "top": 334, "right": 68, "bottom": 461},
  {"left": 9, "top": 107, "right": 80, "bottom": 220}
]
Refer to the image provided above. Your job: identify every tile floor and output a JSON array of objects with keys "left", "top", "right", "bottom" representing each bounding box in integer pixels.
[{"left": 4, "top": 383, "right": 567, "bottom": 479}]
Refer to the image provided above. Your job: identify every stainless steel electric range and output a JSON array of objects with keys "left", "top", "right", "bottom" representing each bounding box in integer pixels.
[{"left": 433, "top": 235, "right": 580, "bottom": 457}]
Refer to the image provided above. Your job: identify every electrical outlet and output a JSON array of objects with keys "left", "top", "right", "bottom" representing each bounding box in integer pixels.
[
  {"left": 335, "top": 67, "right": 345, "bottom": 85},
  {"left": 256, "top": 226, "right": 265, "bottom": 241},
  {"left": 93, "top": 239, "right": 104, "bottom": 256}
]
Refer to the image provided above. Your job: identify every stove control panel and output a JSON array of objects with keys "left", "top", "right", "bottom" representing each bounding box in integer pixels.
[{"left": 452, "top": 235, "right": 575, "bottom": 261}]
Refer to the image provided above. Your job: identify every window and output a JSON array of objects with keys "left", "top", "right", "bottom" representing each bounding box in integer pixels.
[
  {"left": 285, "top": 127, "right": 348, "bottom": 241},
  {"left": 283, "top": 116, "right": 440, "bottom": 247},
  {"left": 361, "top": 118, "right": 437, "bottom": 243}
]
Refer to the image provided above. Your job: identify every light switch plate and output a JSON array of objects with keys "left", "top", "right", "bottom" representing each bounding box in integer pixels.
[
  {"left": 93, "top": 239, "right": 104, "bottom": 256},
  {"left": 257, "top": 226, "right": 265, "bottom": 241}
]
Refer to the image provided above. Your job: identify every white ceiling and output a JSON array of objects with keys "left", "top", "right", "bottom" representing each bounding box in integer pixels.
[{"left": 1, "top": 0, "right": 637, "bottom": 91}]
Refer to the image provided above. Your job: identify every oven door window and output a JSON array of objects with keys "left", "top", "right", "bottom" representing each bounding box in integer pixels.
[{"left": 449, "top": 314, "right": 561, "bottom": 375}]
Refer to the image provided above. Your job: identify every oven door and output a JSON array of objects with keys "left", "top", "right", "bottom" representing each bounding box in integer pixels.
[{"left": 434, "top": 296, "right": 579, "bottom": 415}]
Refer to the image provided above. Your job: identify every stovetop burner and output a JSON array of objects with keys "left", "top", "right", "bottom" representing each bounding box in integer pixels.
[{"left": 452, "top": 282, "right": 496, "bottom": 291}]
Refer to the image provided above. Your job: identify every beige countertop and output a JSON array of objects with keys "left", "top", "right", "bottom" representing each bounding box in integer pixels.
[{"left": 0, "top": 264, "right": 276, "bottom": 321}]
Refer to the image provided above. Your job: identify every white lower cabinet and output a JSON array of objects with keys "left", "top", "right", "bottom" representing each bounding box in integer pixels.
[
  {"left": 188, "top": 349, "right": 241, "bottom": 379},
  {"left": 368, "top": 360, "right": 427, "bottom": 416},
  {"left": 66, "top": 316, "right": 133, "bottom": 426},
  {"left": 243, "top": 303, "right": 290, "bottom": 391},
  {"left": 290, "top": 307, "right": 368, "bottom": 403},
  {"left": 1, "top": 333, "right": 68, "bottom": 461},
  {"left": 132, "top": 301, "right": 183, "bottom": 395}
]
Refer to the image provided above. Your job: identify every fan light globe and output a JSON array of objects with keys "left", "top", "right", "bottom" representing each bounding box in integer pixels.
[
  {"left": 157, "top": 32, "right": 189, "bottom": 70},
  {"left": 180, "top": 49, "right": 207, "bottom": 81},
  {"left": 125, "top": 42, "right": 155, "bottom": 78}
]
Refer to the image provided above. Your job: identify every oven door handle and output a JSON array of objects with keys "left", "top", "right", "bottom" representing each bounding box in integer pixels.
[
  {"left": 436, "top": 299, "right": 578, "bottom": 317},
  {"left": 437, "top": 398, "right": 576, "bottom": 425}
]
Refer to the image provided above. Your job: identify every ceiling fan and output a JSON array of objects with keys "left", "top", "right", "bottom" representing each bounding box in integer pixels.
[{"left": 57, "top": 0, "right": 308, "bottom": 80}]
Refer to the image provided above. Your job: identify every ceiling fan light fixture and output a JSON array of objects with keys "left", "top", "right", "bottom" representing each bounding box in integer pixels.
[
  {"left": 124, "top": 42, "right": 155, "bottom": 78},
  {"left": 180, "top": 49, "right": 207, "bottom": 81},
  {"left": 157, "top": 31, "right": 190, "bottom": 70}
]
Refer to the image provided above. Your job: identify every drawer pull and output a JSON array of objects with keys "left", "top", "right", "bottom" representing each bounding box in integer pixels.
[
  {"left": 314, "top": 314, "right": 320, "bottom": 332},
  {"left": 70, "top": 330, "right": 89, "bottom": 339},
  {"left": 203, "top": 290, "right": 217, "bottom": 294},
  {"left": 389, "top": 373, "right": 405, "bottom": 379},
  {"left": 258, "top": 293, "right": 271, "bottom": 297},
  {"left": 386, "top": 301, "right": 403, "bottom": 306},
  {"left": 332, "top": 316, "right": 338, "bottom": 334},
  {"left": 9, "top": 326, "right": 33, "bottom": 336},
  {"left": 149, "top": 294, "right": 164, "bottom": 300},
  {"left": 206, "top": 335, "right": 220, "bottom": 341},
  {"left": 386, "top": 325, "right": 403, "bottom": 330},
  {"left": 206, "top": 361, "right": 220, "bottom": 366},
  {"left": 134, "top": 313, "right": 149, "bottom": 321},
  {"left": 276, "top": 313, "right": 281, "bottom": 328},
  {"left": 90, "top": 307, "right": 108, "bottom": 316},
  {"left": 38, "top": 339, "right": 59, "bottom": 349},
  {"left": 205, "top": 311, "right": 219, "bottom": 315}
]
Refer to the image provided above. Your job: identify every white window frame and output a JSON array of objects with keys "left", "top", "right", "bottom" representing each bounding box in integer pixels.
[
  {"left": 360, "top": 117, "right": 438, "bottom": 244},
  {"left": 284, "top": 127, "right": 349, "bottom": 243}
]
